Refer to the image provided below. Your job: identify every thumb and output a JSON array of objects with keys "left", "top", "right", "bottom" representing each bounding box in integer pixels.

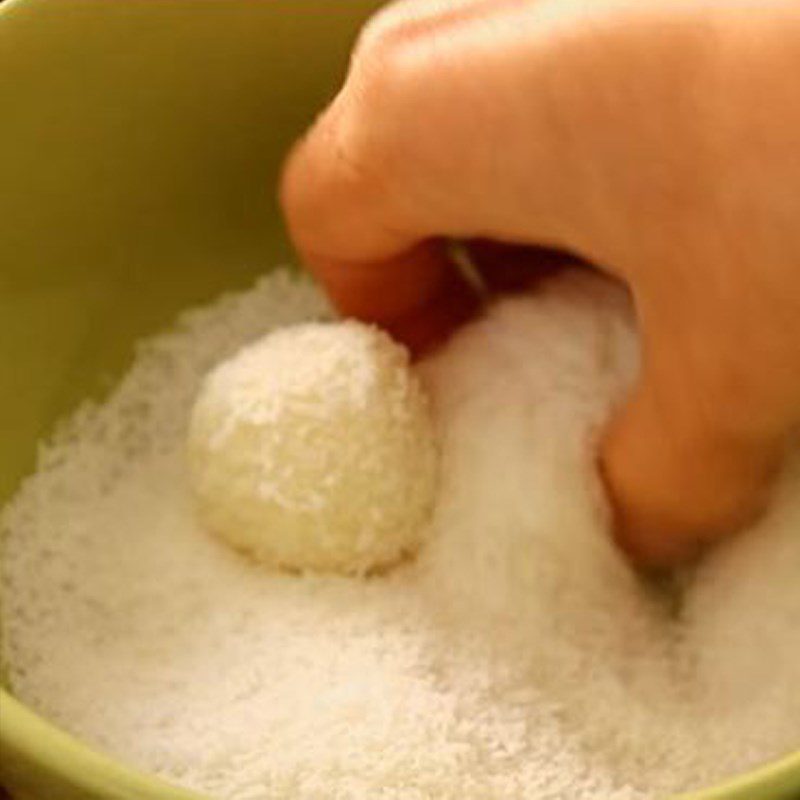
[{"left": 600, "top": 300, "right": 787, "bottom": 567}]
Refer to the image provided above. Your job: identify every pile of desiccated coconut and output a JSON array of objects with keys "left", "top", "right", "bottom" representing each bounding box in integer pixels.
[{"left": 2, "top": 269, "right": 798, "bottom": 800}]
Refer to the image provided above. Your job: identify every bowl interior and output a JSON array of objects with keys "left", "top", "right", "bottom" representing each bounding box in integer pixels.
[{"left": 0, "top": 0, "right": 385, "bottom": 502}]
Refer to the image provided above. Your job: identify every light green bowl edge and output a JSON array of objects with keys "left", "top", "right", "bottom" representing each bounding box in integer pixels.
[
  {"left": 3, "top": 682, "right": 799, "bottom": 800},
  {"left": 0, "top": 692, "right": 202, "bottom": 800}
]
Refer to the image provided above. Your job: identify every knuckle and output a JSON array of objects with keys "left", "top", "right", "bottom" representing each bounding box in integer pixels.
[
  {"left": 353, "top": 2, "right": 423, "bottom": 68},
  {"left": 325, "top": 96, "right": 394, "bottom": 206},
  {"left": 345, "top": 6, "right": 449, "bottom": 183},
  {"left": 350, "top": 3, "right": 433, "bottom": 111},
  {"left": 280, "top": 101, "right": 389, "bottom": 256},
  {"left": 285, "top": 1, "right": 462, "bottom": 238}
]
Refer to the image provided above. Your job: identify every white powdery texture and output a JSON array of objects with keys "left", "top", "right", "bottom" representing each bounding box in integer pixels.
[
  {"left": 2, "top": 269, "right": 799, "bottom": 800},
  {"left": 188, "top": 321, "right": 438, "bottom": 575}
]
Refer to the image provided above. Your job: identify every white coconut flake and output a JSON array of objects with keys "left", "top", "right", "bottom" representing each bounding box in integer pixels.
[{"left": 2, "top": 268, "right": 798, "bottom": 800}]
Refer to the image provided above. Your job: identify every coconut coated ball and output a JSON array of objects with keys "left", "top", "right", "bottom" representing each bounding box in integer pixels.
[{"left": 187, "top": 321, "right": 438, "bottom": 575}]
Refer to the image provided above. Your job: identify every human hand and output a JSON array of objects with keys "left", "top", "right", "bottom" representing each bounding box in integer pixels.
[{"left": 280, "top": 0, "right": 800, "bottom": 566}]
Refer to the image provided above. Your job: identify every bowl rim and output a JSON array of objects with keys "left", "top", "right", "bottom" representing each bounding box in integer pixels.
[
  {"left": 2, "top": 687, "right": 799, "bottom": 799},
  {"left": 0, "top": 691, "right": 201, "bottom": 800}
]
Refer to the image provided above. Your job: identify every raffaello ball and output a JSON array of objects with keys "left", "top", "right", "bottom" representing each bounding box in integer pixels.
[{"left": 187, "top": 321, "right": 438, "bottom": 575}]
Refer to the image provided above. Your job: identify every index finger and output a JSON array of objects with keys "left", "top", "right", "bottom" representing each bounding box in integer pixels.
[{"left": 279, "top": 0, "right": 578, "bottom": 348}]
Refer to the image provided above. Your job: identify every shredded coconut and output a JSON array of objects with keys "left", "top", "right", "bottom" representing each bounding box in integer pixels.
[
  {"left": 2, "top": 268, "right": 798, "bottom": 800},
  {"left": 187, "top": 321, "right": 437, "bottom": 575}
]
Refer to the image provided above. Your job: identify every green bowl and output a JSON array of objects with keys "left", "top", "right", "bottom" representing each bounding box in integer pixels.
[{"left": 0, "top": 1, "right": 798, "bottom": 798}]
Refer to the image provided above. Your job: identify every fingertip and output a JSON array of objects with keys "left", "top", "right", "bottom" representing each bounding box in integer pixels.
[
  {"left": 385, "top": 258, "right": 483, "bottom": 357},
  {"left": 300, "top": 239, "right": 482, "bottom": 357},
  {"left": 600, "top": 384, "right": 782, "bottom": 569}
]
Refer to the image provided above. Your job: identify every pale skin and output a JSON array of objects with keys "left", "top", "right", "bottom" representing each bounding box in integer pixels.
[{"left": 280, "top": 0, "right": 800, "bottom": 567}]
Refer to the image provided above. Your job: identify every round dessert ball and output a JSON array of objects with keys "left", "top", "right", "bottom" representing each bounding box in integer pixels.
[{"left": 187, "top": 321, "right": 438, "bottom": 575}]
